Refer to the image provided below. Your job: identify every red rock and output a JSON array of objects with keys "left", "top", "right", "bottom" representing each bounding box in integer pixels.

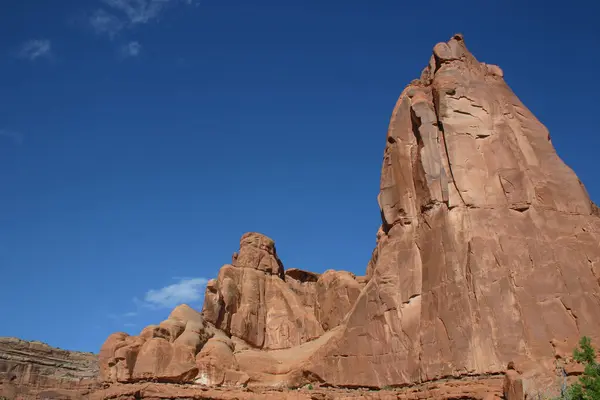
[
  {"left": 503, "top": 369, "right": 524, "bottom": 400},
  {"left": 302, "top": 33, "right": 600, "bottom": 389},
  {"left": 202, "top": 233, "right": 362, "bottom": 352},
  {"left": 8, "top": 33, "right": 600, "bottom": 400},
  {"left": 88, "top": 375, "right": 505, "bottom": 400},
  {"left": 315, "top": 270, "right": 363, "bottom": 331},
  {"left": 0, "top": 337, "right": 98, "bottom": 400},
  {"left": 195, "top": 335, "right": 239, "bottom": 386},
  {"left": 235, "top": 232, "right": 284, "bottom": 278},
  {"left": 91, "top": 34, "right": 600, "bottom": 396},
  {"left": 99, "top": 305, "right": 214, "bottom": 384}
]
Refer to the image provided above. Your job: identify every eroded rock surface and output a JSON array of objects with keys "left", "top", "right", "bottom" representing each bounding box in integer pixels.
[
  {"left": 95, "top": 34, "right": 600, "bottom": 398},
  {"left": 98, "top": 233, "right": 365, "bottom": 388},
  {"left": 303, "top": 34, "right": 600, "bottom": 391},
  {"left": 202, "top": 232, "right": 364, "bottom": 350},
  {"left": 90, "top": 375, "right": 506, "bottom": 400},
  {"left": 99, "top": 304, "right": 215, "bottom": 384},
  {"left": 0, "top": 337, "right": 98, "bottom": 399}
]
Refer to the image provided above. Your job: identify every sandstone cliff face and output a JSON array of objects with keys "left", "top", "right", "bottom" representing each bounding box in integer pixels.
[
  {"left": 95, "top": 34, "right": 600, "bottom": 398},
  {"left": 0, "top": 337, "right": 98, "bottom": 399},
  {"left": 303, "top": 34, "right": 600, "bottom": 389}
]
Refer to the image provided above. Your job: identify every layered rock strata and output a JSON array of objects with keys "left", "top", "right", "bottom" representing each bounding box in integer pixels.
[
  {"left": 90, "top": 375, "right": 508, "bottom": 400},
  {"left": 0, "top": 337, "right": 98, "bottom": 399}
]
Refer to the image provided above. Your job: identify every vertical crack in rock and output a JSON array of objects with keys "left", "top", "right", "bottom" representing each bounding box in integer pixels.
[
  {"left": 432, "top": 87, "right": 467, "bottom": 208},
  {"left": 465, "top": 241, "right": 477, "bottom": 302},
  {"left": 409, "top": 106, "right": 435, "bottom": 211},
  {"left": 559, "top": 297, "right": 580, "bottom": 332},
  {"left": 438, "top": 317, "right": 451, "bottom": 346}
]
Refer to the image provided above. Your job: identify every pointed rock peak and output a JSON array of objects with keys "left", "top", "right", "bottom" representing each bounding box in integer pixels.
[
  {"left": 433, "top": 33, "right": 469, "bottom": 63},
  {"left": 419, "top": 34, "right": 503, "bottom": 84},
  {"left": 168, "top": 304, "right": 203, "bottom": 324}
]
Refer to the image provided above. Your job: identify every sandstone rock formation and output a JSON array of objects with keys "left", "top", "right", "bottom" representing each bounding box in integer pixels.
[
  {"left": 503, "top": 366, "right": 525, "bottom": 400},
  {"left": 202, "top": 232, "right": 364, "bottom": 351},
  {"left": 95, "top": 34, "right": 600, "bottom": 398},
  {"left": 99, "top": 232, "right": 366, "bottom": 389},
  {"left": 89, "top": 375, "right": 507, "bottom": 400},
  {"left": 0, "top": 337, "right": 98, "bottom": 399},
  {"left": 301, "top": 33, "right": 600, "bottom": 392},
  {"left": 99, "top": 304, "right": 216, "bottom": 383}
]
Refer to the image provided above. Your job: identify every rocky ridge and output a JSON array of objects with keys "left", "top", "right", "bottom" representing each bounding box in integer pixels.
[{"left": 0, "top": 337, "right": 99, "bottom": 399}]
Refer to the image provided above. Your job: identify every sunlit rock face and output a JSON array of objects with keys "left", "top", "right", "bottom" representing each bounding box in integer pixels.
[
  {"left": 97, "top": 35, "right": 600, "bottom": 394},
  {"left": 306, "top": 34, "right": 600, "bottom": 389}
]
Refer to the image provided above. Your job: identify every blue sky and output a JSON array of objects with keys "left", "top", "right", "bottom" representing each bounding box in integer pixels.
[{"left": 0, "top": 0, "right": 598, "bottom": 353}]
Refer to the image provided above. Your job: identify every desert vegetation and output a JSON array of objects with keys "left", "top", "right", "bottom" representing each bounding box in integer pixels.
[{"left": 552, "top": 336, "right": 600, "bottom": 400}]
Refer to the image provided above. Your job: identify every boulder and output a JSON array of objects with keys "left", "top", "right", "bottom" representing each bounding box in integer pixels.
[{"left": 503, "top": 368, "right": 525, "bottom": 400}]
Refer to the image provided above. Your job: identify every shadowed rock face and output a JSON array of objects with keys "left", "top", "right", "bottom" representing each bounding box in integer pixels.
[{"left": 95, "top": 35, "right": 600, "bottom": 397}]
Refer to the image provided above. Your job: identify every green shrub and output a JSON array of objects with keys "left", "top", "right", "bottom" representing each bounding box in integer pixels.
[{"left": 558, "top": 336, "right": 600, "bottom": 400}]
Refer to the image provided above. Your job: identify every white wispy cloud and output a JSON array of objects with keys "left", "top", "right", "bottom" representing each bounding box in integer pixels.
[
  {"left": 18, "top": 40, "right": 51, "bottom": 60},
  {"left": 143, "top": 277, "right": 208, "bottom": 309},
  {"left": 0, "top": 129, "right": 23, "bottom": 145},
  {"left": 122, "top": 311, "right": 138, "bottom": 317},
  {"left": 90, "top": 9, "right": 125, "bottom": 37},
  {"left": 90, "top": 0, "right": 197, "bottom": 37},
  {"left": 107, "top": 276, "right": 207, "bottom": 324},
  {"left": 103, "top": 0, "right": 171, "bottom": 24},
  {"left": 108, "top": 311, "right": 138, "bottom": 319},
  {"left": 121, "top": 41, "right": 142, "bottom": 57}
]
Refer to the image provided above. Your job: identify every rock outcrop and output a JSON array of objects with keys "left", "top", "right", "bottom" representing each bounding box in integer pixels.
[
  {"left": 0, "top": 337, "right": 98, "bottom": 399},
  {"left": 99, "top": 232, "right": 366, "bottom": 389},
  {"left": 301, "top": 33, "right": 600, "bottom": 393},
  {"left": 202, "top": 232, "right": 364, "bottom": 351},
  {"left": 99, "top": 304, "right": 216, "bottom": 384},
  {"left": 95, "top": 34, "right": 600, "bottom": 398},
  {"left": 89, "top": 375, "right": 507, "bottom": 400}
]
